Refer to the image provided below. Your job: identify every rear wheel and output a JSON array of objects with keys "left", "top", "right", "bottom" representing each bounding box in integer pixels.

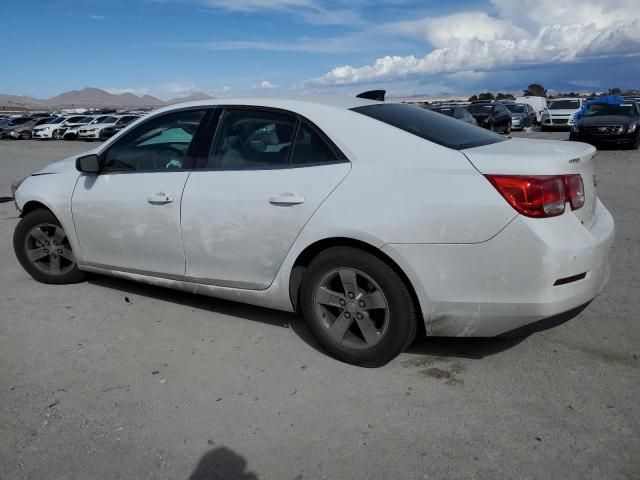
[
  {"left": 300, "top": 247, "right": 417, "bottom": 367},
  {"left": 13, "top": 209, "right": 85, "bottom": 284}
]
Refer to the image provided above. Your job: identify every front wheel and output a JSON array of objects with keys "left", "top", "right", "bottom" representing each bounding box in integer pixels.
[
  {"left": 52, "top": 130, "right": 62, "bottom": 140},
  {"left": 300, "top": 247, "right": 417, "bottom": 367},
  {"left": 20, "top": 130, "right": 32, "bottom": 140},
  {"left": 13, "top": 209, "right": 85, "bottom": 284}
]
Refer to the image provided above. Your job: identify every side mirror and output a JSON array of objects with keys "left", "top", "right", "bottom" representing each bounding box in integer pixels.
[{"left": 76, "top": 154, "right": 100, "bottom": 174}]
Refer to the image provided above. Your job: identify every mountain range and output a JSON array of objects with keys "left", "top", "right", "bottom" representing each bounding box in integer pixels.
[{"left": 0, "top": 87, "right": 215, "bottom": 109}]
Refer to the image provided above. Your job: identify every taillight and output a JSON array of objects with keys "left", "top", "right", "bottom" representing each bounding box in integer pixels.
[
  {"left": 486, "top": 174, "right": 584, "bottom": 218},
  {"left": 563, "top": 174, "right": 585, "bottom": 210}
]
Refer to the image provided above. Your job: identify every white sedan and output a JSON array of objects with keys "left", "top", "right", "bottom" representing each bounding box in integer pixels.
[{"left": 11, "top": 96, "right": 614, "bottom": 366}]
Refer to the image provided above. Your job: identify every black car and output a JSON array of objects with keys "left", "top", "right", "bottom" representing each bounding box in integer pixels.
[
  {"left": 466, "top": 103, "right": 512, "bottom": 133},
  {"left": 425, "top": 105, "right": 477, "bottom": 125},
  {"left": 570, "top": 102, "right": 640, "bottom": 149},
  {"left": 98, "top": 115, "right": 140, "bottom": 140}
]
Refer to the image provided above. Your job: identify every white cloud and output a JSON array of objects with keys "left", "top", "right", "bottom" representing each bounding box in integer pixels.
[
  {"left": 259, "top": 80, "right": 276, "bottom": 89},
  {"left": 198, "top": 0, "right": 313, "bottom": 12},
  {"left": 385, "top": 12, "right": 528, "bottom": 48},
  {"left": 491, "top": 0, "right": 637, "bottom": 30},
  {"left": 196, "top": 0, "right": 361, "bottom": 25},
  {"left": 165, "top": 32, "right": 377, "bottom": 53},
  {"left": 307, "top": 4, "right": 640, "bottom": 87}
]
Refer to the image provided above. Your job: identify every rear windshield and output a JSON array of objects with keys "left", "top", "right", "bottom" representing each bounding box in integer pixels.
[
  {"left": 505, "top": 104, "right": 525, "bottom": 113},
  {"left": 466, "top": 104, "right": 494, "bottom": 113},
  {"left": 351, "top": 103, "right": 505, "bottom": 150}
]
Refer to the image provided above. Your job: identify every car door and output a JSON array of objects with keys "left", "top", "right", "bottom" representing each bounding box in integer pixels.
[
  {"left": 181, "top": 108, "right": 350, "bottom": 290},
  {"left": 72, "top": 108, "right": 209, "bottom": 277}
]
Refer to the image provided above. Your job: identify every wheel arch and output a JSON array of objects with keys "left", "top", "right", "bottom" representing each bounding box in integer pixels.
[
  {"left": 288, "top": 237, "right": 424, "bottom": 331},
  {"left": 20, "top": 200, "right": 54, "bottom": 218}
]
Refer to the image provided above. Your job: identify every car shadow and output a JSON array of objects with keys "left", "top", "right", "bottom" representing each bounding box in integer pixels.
[
  {"left": 189, "top": 446, "right": 259, "bottom": 480},
  {"left": 87, "top": 275, "right": 326, "bottom": 355},
  {"left": 87, "top": 275, "right": 589, "bottom": 364}
]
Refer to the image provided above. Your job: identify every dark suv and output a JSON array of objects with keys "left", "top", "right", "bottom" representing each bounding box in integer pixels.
[{"left": 466, "top": 103, "right": 511, "bottom": 133}]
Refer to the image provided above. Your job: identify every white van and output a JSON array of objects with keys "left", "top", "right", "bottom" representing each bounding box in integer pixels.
[{"left": 515, "top": 96, "right": 548, "bottom": 124}]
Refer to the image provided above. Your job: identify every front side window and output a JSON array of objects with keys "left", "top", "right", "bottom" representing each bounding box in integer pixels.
[
  {"left": 208, "top": 109, "right": 297, "bottom": 169},
  {"left": 352, "top": 103, "right": 505, "bottom": 150},
  {"left": 102, "top": 109, "right": 206, "bottom": 173}
]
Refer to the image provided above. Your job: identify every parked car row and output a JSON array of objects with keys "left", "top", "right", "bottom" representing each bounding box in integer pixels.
[{"left": 0, "top": 113, "right": 141, "bottom": 141}]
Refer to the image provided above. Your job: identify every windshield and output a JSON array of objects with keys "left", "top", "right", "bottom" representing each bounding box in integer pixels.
[
  {"left": 586, "top": 104, "right": 637, "bottom": 117},
  {"left": 549, "top": 99, "right": 581, "bottom": 110},
  {"left": 49, "top": 116, "right": 66, "bottom": 124},
  {"left": 101, "top": 116, "right": 118, "bottom": 123},
  {"left": 351, "top": 103, "right": 505, "bottom": 150},
  {"left": 505, "top": 104, "right": 525, "bottom": 113},
  {"left": 466, "top": 104, "right": 494, "bottom": 113}
]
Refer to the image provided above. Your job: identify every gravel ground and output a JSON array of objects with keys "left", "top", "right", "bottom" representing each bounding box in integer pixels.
[{"left": 0, "top": 133, "right": 638, "bottom": 480}]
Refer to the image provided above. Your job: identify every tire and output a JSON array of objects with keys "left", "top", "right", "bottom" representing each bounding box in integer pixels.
[
  {"left": 505, "top": 121, "right": 512, "bottom": 134},
  {"left": 52, "top": 130, "right": 62, "bottom": 140},
  {"left": 300, "top": 247, "right": 417, "bottom": 367},
  {"left": 631, "top": 132, "right": 640, "bottom": 150},
  {"left": 20, "top": 130, "right": 32, "bottom": 140},
  {"left": 13, "top": 209, "right": 85, "bottom": 284}
]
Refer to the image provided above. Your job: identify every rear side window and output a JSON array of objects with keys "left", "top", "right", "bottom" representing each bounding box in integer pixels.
[
  {"left": 208, "top": 109, "right": 297, "bottom": 169},
  {"left": 352, "top": 103, "right": 505, "bottom": 150},
  {"left": 290, "top": 122, "right": 338, "bottom": 165}
]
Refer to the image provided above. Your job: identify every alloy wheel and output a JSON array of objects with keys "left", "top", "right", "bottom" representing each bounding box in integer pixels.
[
  {"left": 24, "top": 223, "right": 76, "bottom": 276},
  {"left": 313, "top": 268, "right": 390, "bottom": 349}
]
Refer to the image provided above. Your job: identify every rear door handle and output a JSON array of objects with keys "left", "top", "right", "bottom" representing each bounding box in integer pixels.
[
  {"left": 147, "top": 193, "right": 175, "bottom": 204},
  {"left": 269, "top": 193, "right": 305, "bottom": 206}
]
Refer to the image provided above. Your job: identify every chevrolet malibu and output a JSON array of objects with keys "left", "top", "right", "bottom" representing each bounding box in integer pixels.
[{"left": 12, "top": 97, "right": 614, "bottom": 366}]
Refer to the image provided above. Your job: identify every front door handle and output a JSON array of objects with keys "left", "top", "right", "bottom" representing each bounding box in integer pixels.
[
  {"left": 269, "top": 193, "right": 305, "bottom": 206},
  {"left": 147, "top": 193, "right": 175, "bottom": 205}
]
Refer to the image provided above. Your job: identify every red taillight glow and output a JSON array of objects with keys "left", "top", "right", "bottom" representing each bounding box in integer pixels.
[
  {"left": 486, "top": 174, "right": 585, "bottom": 218},
  {"left": 563, "top": 174, "right": 585, "bottom": 210}
]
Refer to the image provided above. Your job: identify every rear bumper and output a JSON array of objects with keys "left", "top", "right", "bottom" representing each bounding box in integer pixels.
[{"left": 382, "top": 199, "right": 614, "bottom": 336}]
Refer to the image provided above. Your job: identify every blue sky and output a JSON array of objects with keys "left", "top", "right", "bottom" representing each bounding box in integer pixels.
[{"left": 3, "top": 0, "right": 640, "bottom": 99}]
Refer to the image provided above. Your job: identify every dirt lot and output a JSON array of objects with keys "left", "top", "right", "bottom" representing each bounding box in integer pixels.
[{"left": 1, "top": 133, "right": 639, "bottom": 480}]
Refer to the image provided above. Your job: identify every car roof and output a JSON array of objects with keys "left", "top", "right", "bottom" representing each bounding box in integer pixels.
[{"left": 149, "top": 95, "right": 381, "bottom": 116}]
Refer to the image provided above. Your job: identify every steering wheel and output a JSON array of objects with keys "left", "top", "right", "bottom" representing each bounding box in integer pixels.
[{"left": 156, "top": 146, "right": 185, "bottom": 169}]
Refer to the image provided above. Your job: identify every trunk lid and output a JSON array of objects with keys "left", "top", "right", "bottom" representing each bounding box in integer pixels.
[{"left": 462, "top": 137, "right": 597, "bottom": 228}]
